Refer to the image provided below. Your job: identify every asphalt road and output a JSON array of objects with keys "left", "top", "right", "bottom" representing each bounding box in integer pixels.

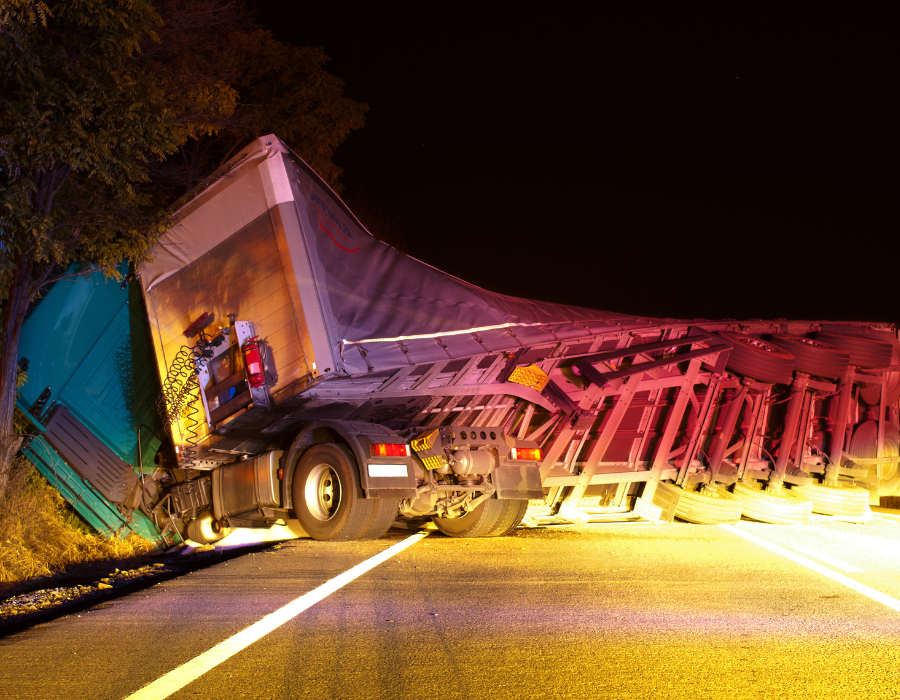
[{"left": 2, "top": 514, "right": 900, "bottom": 700}]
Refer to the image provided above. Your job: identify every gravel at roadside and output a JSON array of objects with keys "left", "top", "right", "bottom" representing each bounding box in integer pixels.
[{"left": 0, "top": 542, "right": 273, "bottom": 636}]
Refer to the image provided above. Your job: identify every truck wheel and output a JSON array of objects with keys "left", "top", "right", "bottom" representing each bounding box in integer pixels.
[
  {"left": 717, "top": 331, "right": 796, "bottom": 385},
  {"left": 657, "top": 481, "right": 744, "bottom": 524},
  {"left": 766, "top": 335, "right": 849, "bottom": 380},
  {"left": 356, "top": 498, "right": 401, "bottom": 540},
  {"left": 859, "top": 370, "right": 900, "bottom": 406},
  {"left": 850, "top": 421, "right": 900, "bottom": 497},
  {"left": 733, "top": 481, "right": 813, "bottom": 524},
  {"left": 484, "top": 499, "right": 530, "bottom": 536},
  {"left": 791, "top": 481, "right": 871, "bottom": 517},
  {"left": 432, "top": 499, "right": 505, "bottom": 538},
  {"left": 860, "top": 346, "right": 900, "bottom": 406},
  {"left": 292, "top": 443, "right": 379, "bottom": 541},
  {"left": 813, "top": 333, "right": 893, "bottom": 369}
]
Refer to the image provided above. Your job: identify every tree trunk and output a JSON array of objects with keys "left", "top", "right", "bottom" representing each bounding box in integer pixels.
[{"left": 0, "top": 257, "right": 35, "bottom": 498}]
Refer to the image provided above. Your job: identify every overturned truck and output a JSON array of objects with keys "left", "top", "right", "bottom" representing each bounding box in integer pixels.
[{"left": 119, "top": 135, "right": 899, "bottom": 542}]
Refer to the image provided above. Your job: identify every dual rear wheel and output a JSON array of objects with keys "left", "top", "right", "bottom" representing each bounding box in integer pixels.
[
  {"left": 292, "top": 443, "right": 528, "bottom": 540},
  {"left": 292, "top": 443, "right": 399, "bottom": 541},
  {"left": 432, "top": 498, "right": 529, "bottom": 538}
]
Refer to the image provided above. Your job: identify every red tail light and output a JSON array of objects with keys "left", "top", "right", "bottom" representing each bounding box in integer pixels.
[
  {"left": 370, "top": 443, "right": 411, "bottom": 458},
  {"left": 510, "top": 447, "right": 542, "bottom": 461}
]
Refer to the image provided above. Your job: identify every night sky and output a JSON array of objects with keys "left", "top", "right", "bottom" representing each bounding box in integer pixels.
[{"left": 251, "top": 4, "right": 896, "bottom": 325}]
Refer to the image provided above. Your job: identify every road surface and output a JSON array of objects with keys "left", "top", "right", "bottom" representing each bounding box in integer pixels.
[{"left": 2, "top": 514, "right": 900, "bottom": 700}]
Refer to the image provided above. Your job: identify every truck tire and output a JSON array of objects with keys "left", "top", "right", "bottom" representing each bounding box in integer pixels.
[
  {"left": 860, "top": 345, "right": 900, "bottom": 406},
  {"left": 859, "top": 371, "right": 900, "bottom": 406},
  {"left": 717, "top": 331, "right": 796, "bottom": 385},
  {"left": 484, "top": 499, "right": 530, "bottom": 537},
  {"left": 657, "top": 481, "right": 744, "bottom": 524},
  {"left": 791, "top": 481, "right": 871, "bottom": 517},
  {"left": 813, "top": 333, "right": 893, "bottom": 369},
  {"left": 766, "top": 335, "right": 849, "bottom": 380},
  {"left": 356, "top": 498, "right": 401, "bottom": 540},
  {"left": 292, "top": 443, "right": 381, "bottom": 541},
  {"left": 733, "top": 480, "right": 813, "bottom": 524},
  {"left": 432, "top": 498, "right": 505, "bottom": 537},
  {"left": 849, "top": 421, "right": 900, "bottom": 497}
]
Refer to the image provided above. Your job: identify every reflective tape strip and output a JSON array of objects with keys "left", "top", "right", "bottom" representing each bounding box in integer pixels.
[{"left": 341, "top": 322, "right": 548, "bottom": 345}]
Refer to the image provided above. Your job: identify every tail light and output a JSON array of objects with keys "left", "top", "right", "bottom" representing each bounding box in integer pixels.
[
  {"left": 510, "top": 447, "right": 542, "bottom": 461},
  {"left": 371, "top": 443, "right": 411, "bottom": 458}
]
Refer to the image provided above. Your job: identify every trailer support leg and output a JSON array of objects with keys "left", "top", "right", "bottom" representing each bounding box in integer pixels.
[
  {"left": 826, "top": 366, "right": 855, "bottom": 485},
  {"left": 563, "top": 373, "right": 642, "bottom": 507},
  {"left": 642, "top": 358, "right": 703, "bottom": 503},
  {"left": 706, "top": 381, "right": 750, "bottom": 483},
  {"left": 768, "top": 372, "right": 809, "bottom": 492},
  {"left": 676, "top": 375, "right": 722, "bottom": 486}
]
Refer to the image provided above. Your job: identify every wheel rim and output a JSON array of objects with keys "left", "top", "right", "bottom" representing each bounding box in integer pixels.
[
  {"left": 305, "top": 463, "right": 342, "bottom": 521},
  {"left": 735, "top": 336, "right": 782, "bottom": 354}
]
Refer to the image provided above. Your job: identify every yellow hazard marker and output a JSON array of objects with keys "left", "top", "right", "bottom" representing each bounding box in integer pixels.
[
  {"left": 411, "top": 428, "right": 444, "bottom": 470},
  {"left": 508, "top": 364, "right": 550, "bottom": 392}
]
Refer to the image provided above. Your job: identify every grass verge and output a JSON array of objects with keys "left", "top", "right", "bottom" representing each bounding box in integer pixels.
[{"left": 0, "top": 457, "right": 156, "bottom": 585}]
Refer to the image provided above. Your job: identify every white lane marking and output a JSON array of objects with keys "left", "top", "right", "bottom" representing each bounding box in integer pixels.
[
  {"left": 124, "top": 532, "right": 430, "bottom": 700},
  {"left": 790, "top": 544, "right": 865, "bottom": 572},
  {"left": 874, "top": 510, "right": 900, "bottom": 520},
  {"left": 720, "top": 524, "right": 900, "bottom": 613}
]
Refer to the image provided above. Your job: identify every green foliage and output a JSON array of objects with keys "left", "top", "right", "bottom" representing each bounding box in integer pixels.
[
  {"left": 0, "top": 0, "right": 238, "bottom": 299},
  {"left": 148, "top": 12, "right": 368, "bottom": 197},
  {"left": 229, "top": 32, "right": 368, "bottom": 188},
  {"left": 0, "top": 0, "right": 51, "bottom": 34},
  {"left": 0, "top": 0, "right": 239, "bottom": 495},
  {"left": 0, "top": 0, "right": 367, "bottom": 496}
]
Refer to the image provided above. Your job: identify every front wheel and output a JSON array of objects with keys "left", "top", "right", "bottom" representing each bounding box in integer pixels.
[{"left": 292, "top": 443, "right": 397, "bottom": 540}]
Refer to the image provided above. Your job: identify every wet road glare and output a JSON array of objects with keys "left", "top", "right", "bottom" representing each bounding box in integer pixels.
[{"left": 2, "top": 514, "right": 900, "bottom": 700}]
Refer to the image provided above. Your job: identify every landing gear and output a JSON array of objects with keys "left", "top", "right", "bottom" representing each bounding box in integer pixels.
[{"left": 292, "top": 443, "right": 398, "bottom": 540}]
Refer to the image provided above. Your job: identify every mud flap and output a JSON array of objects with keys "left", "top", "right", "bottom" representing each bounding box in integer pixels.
[
  {"left": 648, "top": 484, "right": 681, "bottom": 522},
  {"left": 494, "top": 463, "right": 543, "bottom": 499}
]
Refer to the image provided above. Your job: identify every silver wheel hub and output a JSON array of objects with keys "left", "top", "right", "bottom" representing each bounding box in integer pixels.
[{"left": 305, "top": 463, "right": 342, "bottom": 521}]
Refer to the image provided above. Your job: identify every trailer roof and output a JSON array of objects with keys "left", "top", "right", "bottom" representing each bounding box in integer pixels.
[{"left": 139, "top": 136, "right": 672, "bottom": 374}]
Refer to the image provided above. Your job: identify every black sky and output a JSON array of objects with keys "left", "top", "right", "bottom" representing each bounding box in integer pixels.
[{"left": 251, "top": 4, "right": 897, "bottom": 325}]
